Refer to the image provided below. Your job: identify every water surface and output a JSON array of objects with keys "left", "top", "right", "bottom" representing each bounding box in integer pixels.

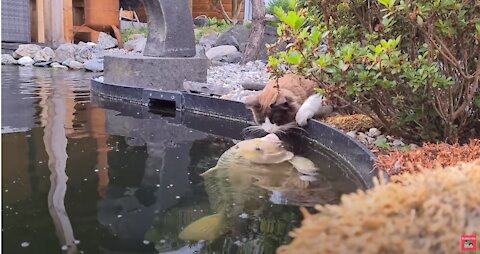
[{"left": 2, "top": 66, "right": 364, "bottom": 254}]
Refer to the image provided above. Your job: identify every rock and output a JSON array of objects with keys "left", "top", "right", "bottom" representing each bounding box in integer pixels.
[
  {"left": 12, "top": 52, "right": 21, "bottom": 59},
  {"left": 75, "top": 45, "right": 98, "bottom": 63},
  {"left": 221, "top": 89, "right": 258, "bottom": 102},
  {"left": 18, "top": 56, "right": 35, "bottom": 66},
  {"left": 213, "top": 25, "right": 250, "bottom": 50},
  {"left": 409, "top": 144, "right": 420, "bottom": 150},
  {"left": 193, "top": 15, "right": 209, "bottom": 27},
  {"left": 206, "top": 45, "right": 238, "bottom": 60},
  {"left": 15, "top": 44, "right": 42, "bottom": 58},
  {"left": 367, "top": 128, "right": 381, "bottom": 138},
  {"left": 392, "top": 139, "right": 405, "bottom": 147},
  {"left": 97, "top": 32, "right": 118, "bottom": 50},
  {"left": 33, "top": 47, "right": 55, "bottom": 62},
  {"left": 84, "top": 58, "right": 104, "bottom": 72},
  {"left": 357, "top": 132, "right": 374, "bottom": 144},
  {"left": 241, "top": 81, "right": 266, "bottom": 91},
  {"left": 183, "top": 81, "right": 233, "bottom": 96},
  {"left": 124, "top": 37, "right": 147, "bottom": 53},
  {"left": 66, "top": 60, "right": 84, "bottom": 69},
  {"left": 2, "top": 54, "right": 17, "bottom": 65},
  {"left": 54, "top": 43, "right": 76, "bottom": 63},
  {"left": 218, "top": 51, "right": 243, "bottom": 63},
  {"left": 50, "top": 62, "right": 68, "bottom": 69},
  {"left": 62, "top": 58, "right": 74, "bottom": 66},
  {"left": 346, "top": 131, "right": 357, "bottom": 139},
  {"left": 257, "top": 25, "right": 281, "bottom": 60},
  {"left": 199, "top": 32, "right": 219, "bottom": 51},
  {"left": 33, "top": 61, "right": 53, "bottom": 67}
]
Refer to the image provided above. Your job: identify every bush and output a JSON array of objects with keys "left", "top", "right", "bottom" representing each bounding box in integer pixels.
[
  {"left": 268, "top": 0, "right": 480, "bottom": 143},
  {"left": 121, "top": 27, "right": 148, "bottom": 42},
  {"left": 266, "top": 0, "right": 292, "bottom": 15}
]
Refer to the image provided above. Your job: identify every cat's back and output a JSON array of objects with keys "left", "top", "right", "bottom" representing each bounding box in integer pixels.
[{"left": 264, "top": 74, "right": 317, "bottom": 102}]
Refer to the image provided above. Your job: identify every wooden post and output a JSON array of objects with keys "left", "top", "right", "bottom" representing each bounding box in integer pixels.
[
  {"left": 188, "top": 0, "right": 193, "bottom": 15},
  {"left": 37, "top": 0, "right": 46, "bottom": 43},
  {"left": 44, "top": 0, "right": 65, "bottom": 47},
  {"left": 241, "top": 0, "right": 265, "bottom": 64},
  {"left": 63, "top": 0, "right": 74, "bottom": 43}
]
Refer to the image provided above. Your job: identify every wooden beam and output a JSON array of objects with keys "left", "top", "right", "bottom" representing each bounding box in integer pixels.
[
  {"left": 63, "top": 0, "right": 74, "bottom": 43},
  {"left": 37, "top": 0, "right": 46, "bottom": 43}
]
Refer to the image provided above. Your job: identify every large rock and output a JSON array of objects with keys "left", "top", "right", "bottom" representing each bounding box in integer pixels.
[
  {"left": 257, "top": 25, "right": 282, "bottom": 60},
  {"left": 97, "top": 32, "right": 118, "bottom": 50},
  {"left": 15, "top": 44, "right": 42, "bottom": 58},
  {"left": 54, "top": 43, "right": 76, "bottom": 63},
  {"left": 2, "top": 54, "right": 17, "bottom": 65},
  {"left": 84, "top": 58, "right": 104, "bottom": 72},
  {"left": 75, "top": 45, "right": 99, "bottom": 63},
  {"left": 66, "top": 60, "right": 84, "bottom": 70},
  {"left": 199, "top": 32, "right": 219, "bottom": 51},
  {"left": 218, "top": 51, "right": 243, "bottom": 63},
  {"left": 18, "top": 56, "right": 35, "bottom": 66},
  {"left": 51, "top": 62, "right": 69, "bottom": 69},
  {"left": 205, "top": 45, "right": 238, "bottom": 60},
  {"left": 213, "top": 25, "right": 250, "bottom": 50},
  {"left": 124, "top": 36, "right": 147, "bottom": 53},
  {"left": 33, "top": 47, "right": 55, "bottom": 62}
]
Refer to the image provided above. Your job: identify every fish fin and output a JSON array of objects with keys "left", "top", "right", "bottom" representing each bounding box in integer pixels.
[
  {"left": 178, "top": 213, "right": 226, "bottom": 241},
  {"left": 200, "top": 167, "right": 218, "bottom": 177}
]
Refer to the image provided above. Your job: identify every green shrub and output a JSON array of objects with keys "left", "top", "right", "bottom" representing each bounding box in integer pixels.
[
  {"left": 194, "top": 22, "right": 232, "bottom": 43},
  {"left": 266, "top": 0, "right": 292, "bottom": 15},
  {"left": 121, "top": 27, "right": 148, "bottom": 43},
  {"left": 268, "top": 0, "right": 480, "bottom": 143}
]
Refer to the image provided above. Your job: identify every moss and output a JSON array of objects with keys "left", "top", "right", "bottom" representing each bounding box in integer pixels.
[{"left": 321, "top": 114, "right": 377, "bottom": 132}]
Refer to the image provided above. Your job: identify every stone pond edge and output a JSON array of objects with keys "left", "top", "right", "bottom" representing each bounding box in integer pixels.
[{"left": 90, "top": 76, "right": 389, "bottom": 188}]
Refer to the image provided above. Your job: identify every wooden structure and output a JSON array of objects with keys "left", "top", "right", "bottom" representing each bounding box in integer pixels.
[
  {"left": 192, "top": 0, "right": 245, "bottom": 20},
  {"left": 23, "top": 0, "right": 243, "bottom": 46}
]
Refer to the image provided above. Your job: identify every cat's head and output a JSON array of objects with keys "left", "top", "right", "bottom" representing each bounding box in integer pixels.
[{"left": 244, "top": 92, "right": 300, "bottom": 134}]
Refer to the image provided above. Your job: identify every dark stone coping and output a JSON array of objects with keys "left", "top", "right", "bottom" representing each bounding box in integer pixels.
[{"left": 91, "top": 77, "right": 389, "bottom": 188}]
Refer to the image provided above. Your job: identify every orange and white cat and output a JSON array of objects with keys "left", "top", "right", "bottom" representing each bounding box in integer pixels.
[{"left": 244, "top": 74, "right": 329, "bottom": 133}]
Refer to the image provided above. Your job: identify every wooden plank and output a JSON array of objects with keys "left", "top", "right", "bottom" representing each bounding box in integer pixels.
[
  {"left": 37, "top": 0, "right": 46, "bottom": 43},
  {"left": 63, "top": 0, "right": 74, "bottom": 43}
]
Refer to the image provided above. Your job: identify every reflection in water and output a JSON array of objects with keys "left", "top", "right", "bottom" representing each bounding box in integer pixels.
[{"left": 42, "top": 82, "right": 77, "bottom": 253}]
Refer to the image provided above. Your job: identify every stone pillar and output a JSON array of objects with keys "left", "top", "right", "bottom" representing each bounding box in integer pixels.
[{"left": 141, "top": 0, "right": 196, "bottom": 57}]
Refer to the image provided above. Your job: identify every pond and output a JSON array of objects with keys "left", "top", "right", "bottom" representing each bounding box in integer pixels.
[{"left": 2, "top": 65, "right": 366, "bottom": 254}]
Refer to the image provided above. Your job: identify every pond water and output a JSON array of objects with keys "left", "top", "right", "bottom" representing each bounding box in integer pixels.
[{"left": 2, "top": 65, "right": 366, "bottom": 254}]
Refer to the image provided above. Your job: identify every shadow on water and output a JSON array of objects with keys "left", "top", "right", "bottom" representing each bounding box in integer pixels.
[{"left": 2, "top": 66, "right": 365, "bottom": 254}]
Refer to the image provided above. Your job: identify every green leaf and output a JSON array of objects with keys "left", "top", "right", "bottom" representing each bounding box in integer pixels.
[
  {"left": 374, "top": 137, "right": 391, "bottom": 149},
  {"left": 288, "top": 0, "right": 297, "bottom": 10},
  {"left": 378, "top": 0, "right": 396, "bottom": 8},
  {"left": 286, "top": 52, "right": 302, "bottom": 65},
  {"left": 274, "top": 6, "right": 287, "bottom": 22},
  {"left": 416, "top": 16, "right": 424, "bottom": 25},
  {"left": 475, "top": 96, "right": 480, "bottom": 108}
]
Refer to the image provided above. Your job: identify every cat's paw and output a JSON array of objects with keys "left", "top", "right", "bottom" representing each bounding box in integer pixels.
[{"left": 295, "top": 110, "right": 315, "bottom": 126}]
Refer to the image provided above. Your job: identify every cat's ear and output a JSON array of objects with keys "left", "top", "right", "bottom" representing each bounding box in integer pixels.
[{"left": 244, "top": 95, "right": 260, "bottom": 109}]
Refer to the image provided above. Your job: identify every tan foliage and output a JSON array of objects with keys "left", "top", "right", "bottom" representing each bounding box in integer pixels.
[{"left": 277, "top": 160, "right": 480, "bottom": 254}]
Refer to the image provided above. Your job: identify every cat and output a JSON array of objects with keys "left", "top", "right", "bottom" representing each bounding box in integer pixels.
[{"left": 244, "top": 73, "right": 330, "bottom": 134}]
